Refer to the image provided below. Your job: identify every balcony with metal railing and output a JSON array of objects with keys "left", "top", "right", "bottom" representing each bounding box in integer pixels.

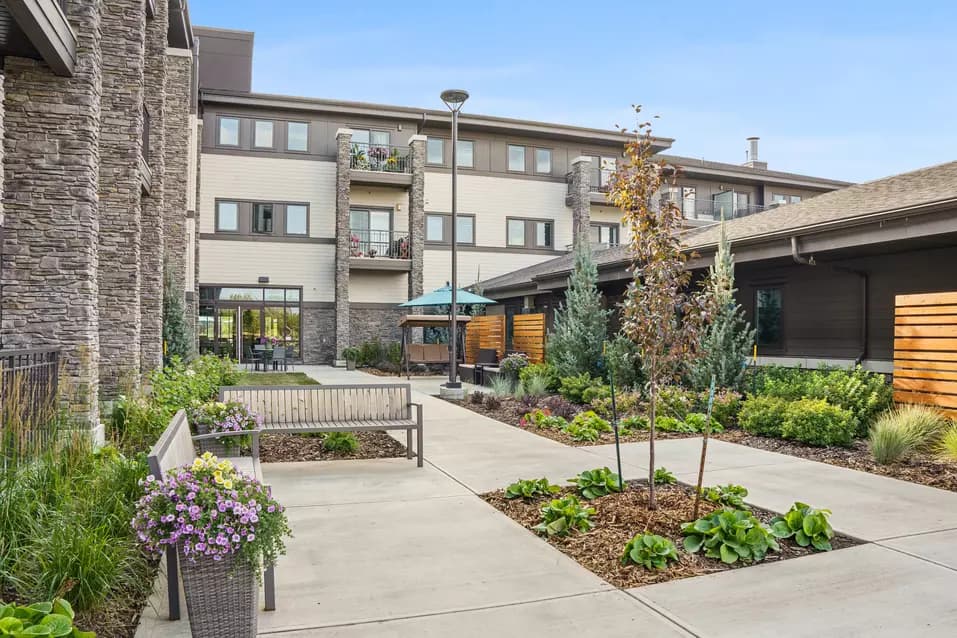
[
  {"left": 349, "top": 143, "right": 414, "bottom": 188},
  {"left": 661, "top": 196, "right": 769, "bottom": 222},
  {"left": 349, "top": 228, "right": 412, "bottom": 271}
]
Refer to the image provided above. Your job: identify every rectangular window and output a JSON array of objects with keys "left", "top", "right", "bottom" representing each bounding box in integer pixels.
[
  {"left": 286, "top": 122, "right": 309, "bottom": 152},
  {"left": 535, "top": 148, "right": 551, "bottom": 174},
  {"left": 254, "top": 120, "right": 273, "bottom": 148},
  {"left": 535, "top": 221, "right": 553, "bottom": 248},
  {"left": 789, "top": 195, "right": 802, "bottom": 204},
  {"left": 218, "top": 117, "right": 239, "bottom": 146},
  {"left": 426, "top": 215, "right": 445, "bottom": 242},
  {"left": 772, "top": 193, "right": 787, "bottom": 205},
  {"left": 285, "top": 204, "right": 308, "bottom": 235},
  {"left": 507, "top": 144, "right": 526, "bottom": 172},
  {"left": 216, "top": 201, "right": 239, "bottom": 232},
  {"left": 456, "top": 216, "right": 474, "bottom": 244},
  {"left": 756, "top": 288, "right": 783, "bottom": 348},
  {"left": 589, "top": 223, "right": 619, "bottom": 247},
  {"left": 507, "top": 219, "right": 525, "bottom": 246},
  {"left": 349, "top": 208, "right": 392, "bottom": 256},
  {"left": 457, "top": 140, "right": 474, "bottom": 168},
  {"left": 253, "top": 203, "right": 274, "bottom": 234},
  {"left": 682, "top": 186, "right": 697, "bottom": 217},
  {"left": 427, "top": 137, "right": 444, "bottom": 164},
  {"left": 588, "top": 155, "right": 617, "bottom": 190}
]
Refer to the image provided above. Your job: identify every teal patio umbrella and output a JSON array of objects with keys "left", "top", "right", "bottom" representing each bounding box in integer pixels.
[{"left": 399, "top": 283, "right": 497, "bottom": 308}]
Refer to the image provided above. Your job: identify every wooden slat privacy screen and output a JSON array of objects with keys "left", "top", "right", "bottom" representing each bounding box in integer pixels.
[
  {"left": 512, "top": 313, "right": 546, "bottom": 363},
  {"left": 464, "top": 315, "right": 505, "bottom": 364},
  {"left": 893, "top": 292, "right": 957, "bottom": 417}
]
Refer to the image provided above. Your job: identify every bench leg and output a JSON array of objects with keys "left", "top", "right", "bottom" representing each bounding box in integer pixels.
[
  {"left": 264, "top": 564, "right": 276, "bottom": 611},
  {"left": 406, "top": 428, "right": 413, "bottom": 460},
  {"left": 416, "top": 423, "right": 423, "bottom": 468},
  {"left": 167, "top": 550, "right": 181, "bottom": 621}
]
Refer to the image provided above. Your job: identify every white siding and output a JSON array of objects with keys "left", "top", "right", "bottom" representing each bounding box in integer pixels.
[
  {"left": 350, "top": 271, "right": 408, "bottom": 303},
  {"left": 424, "top": 172, "right": 573, "bottom": 248},
  {"left": 186, "top": 218, "right": 195, "bottom": 289},
  {"left": 591, "top": 205, "right": 631, "bottom": 243},
  {"left": 199, "top": 154, "right": 337, "bottom": 237},
  {"left": 423, "top": 248, "right": 556, "bottom": 292},
  {"left": 199, "top": 240, "right": 335, "bottom": 302},
  {"left": 350, "top": 187, "right": 411, "bottom": 234},
  {"left": 187, "top": 115, "right": 199, "bottom": 211}
]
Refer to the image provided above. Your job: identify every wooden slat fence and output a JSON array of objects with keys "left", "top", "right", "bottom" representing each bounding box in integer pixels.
[
  {"left": 893, "top": 291, "right": 957, "bottom": 417},
  {"left": 464, "top": 315, "right": 505, "bottom": 364},
  {"left": 512, "top": 313, "right": 546, "bottom": 363}
]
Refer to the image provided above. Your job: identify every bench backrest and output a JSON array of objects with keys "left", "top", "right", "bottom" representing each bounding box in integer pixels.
[
  {"left": 146, "top": 409, "right": 196, "bottom": 479},
  {"left": 477, "top": 348, "right": 498, "bottom": 365},
  {"left": 219, "top": 384, "right": 412, "bottom": 424}
]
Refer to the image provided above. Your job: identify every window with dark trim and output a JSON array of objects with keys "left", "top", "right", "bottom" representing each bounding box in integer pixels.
[
  {"left": 755, "top": 287, "right": 783, "bottom": 349},
  {"left": 589, "top": 222, "right": 619, "bottom": 247},
  {"left": 218, "top": 116, "right": 239, "bottom": 146},
  {"left": 285, "top": 204, "right": 308, "bottom": 235},
  {"left": 427, "top": 137, "right": 444, "bottom": 164},
  {"left": 253, "top": 120, "right": 274, "bottom": 148},
  {"left": 286, "top": 121, "right": 309, "bottom": 152},
  {"left": 425, "top": 213, "right": 475, "bottom": 245},
  {"left": 457, "top": 140, "right": 474, "bottom": 168},
  {"left": 253, "top": 203, "right": 274, "bottom": 234},
  {"left": 507, "top": 144, "right": 526, "bottom": 172},
  {"left": 535, "top": 148, "right": 552, "bottom": 174},
  {"left": 216, "top": 201, "right": 239, "bottom": 232},
  {"left": 506, "top": 217, "right": 553, "bottom": 249}
]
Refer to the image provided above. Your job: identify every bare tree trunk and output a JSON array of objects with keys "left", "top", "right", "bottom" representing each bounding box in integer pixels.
[
  {"left": 692, "top": 375, "right": 717, "bottom": 519},
  {"left": 648, "top": 364, "right": 657, "bottom": 510}
]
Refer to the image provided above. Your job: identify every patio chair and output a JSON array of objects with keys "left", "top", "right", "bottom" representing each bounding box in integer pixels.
[
  {"left": 245, "top": 345, "right": 263, "bottom": 372},
  {"left": 272, "top": 346, "right": 287, "bottom": 371}
]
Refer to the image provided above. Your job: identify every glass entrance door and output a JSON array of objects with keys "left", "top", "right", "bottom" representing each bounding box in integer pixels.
[
  {"left": 240, "top": 307, "right": 262, "bottom": 362},
  {"left": 216, "top": 308, "right": 238, "bottom": 359}
]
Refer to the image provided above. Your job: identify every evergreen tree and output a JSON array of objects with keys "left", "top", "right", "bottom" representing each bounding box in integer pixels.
[
  {"left": 547, "top": 243, "right": 609, "bottom": 378},
  {"left": 687, "top": 218, "right": 755, "bottom": 390},
  {"left": 163, "top": 263, "right": 194, "bottom": 365}
]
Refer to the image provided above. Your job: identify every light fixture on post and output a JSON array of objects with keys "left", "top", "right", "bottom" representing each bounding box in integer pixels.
[{"left": 439, "top": 89, "right": 469, "bottom": 399}]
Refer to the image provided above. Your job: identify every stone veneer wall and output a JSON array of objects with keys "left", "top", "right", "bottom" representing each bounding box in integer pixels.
[
  {"left": 349, "top": 306, "right": 405, "bottom": 348},
  {"left": 301, "top": 305, "right": 336, "bottom": 364},
  {"left": 97, "top": 0, "right": 146, "bottom": 395},
  {"left": 2, "top": 0, "right": 104, "bottom": 426},
  {"left": 408, "top": 136, "right": 425, "bottom": 300},
  {"left": 334, "top": 129, "right": 352, "bottom": 362},
  {"left": 191, "top": 119, "right": 202, "bottom": 342},
  {"left": 567, "top": 156, "right": 592, "bottom": 249},
  {"left": 140, "top": 0, "right": 168, "bottom": 372}
]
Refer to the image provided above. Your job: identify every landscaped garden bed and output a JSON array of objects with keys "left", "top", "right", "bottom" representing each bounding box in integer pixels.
[
  {"left": 260, "top": 431, "right": 406, "bottom": 462},
  {"left": 483, "top": 476, "right": 860, "bottom": 589}
]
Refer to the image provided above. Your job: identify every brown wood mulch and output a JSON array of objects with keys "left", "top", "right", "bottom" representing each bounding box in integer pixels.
[
  {"left": 714, "top": 430, "right": 957, "bottom": 493},
  {"left": 260, "top": 431, "right": 406, "bottom": 462},
  {"left": 361, "top": 367, "right": 443, "bottom": 378},
  {"left": 483, "top": 482, "right": 861, "bottom": 589}
]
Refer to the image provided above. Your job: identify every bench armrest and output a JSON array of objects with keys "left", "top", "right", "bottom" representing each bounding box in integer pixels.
[
  {"left": 191, "top": 429, "right": 262, "bottom": 460},
  {"left": 409, "top": 402, "right": 423, "bottom": 423}
]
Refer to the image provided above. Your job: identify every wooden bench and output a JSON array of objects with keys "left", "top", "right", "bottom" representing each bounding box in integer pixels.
[
  {"left": 146, "top": 410, "right": 276, "bottom": 621},
  {"left": 219, "top": 384, "right": 424, "bottom": 467}
]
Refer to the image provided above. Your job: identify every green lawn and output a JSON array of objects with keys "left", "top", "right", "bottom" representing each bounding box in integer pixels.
[{"left": 233, "top": 372, "right": 320, "bottom": 386}]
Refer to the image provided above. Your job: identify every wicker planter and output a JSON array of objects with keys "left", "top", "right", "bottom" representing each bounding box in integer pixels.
[{"left": 179, "top": 547, "right": 258, "bottom": 638}]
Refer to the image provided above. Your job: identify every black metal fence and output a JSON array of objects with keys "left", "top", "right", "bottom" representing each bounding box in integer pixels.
[{"left": 1, "top": 347, "right": 61, "bottom": 458}]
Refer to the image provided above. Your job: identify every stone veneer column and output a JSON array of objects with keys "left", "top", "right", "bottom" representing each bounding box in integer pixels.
[
  {"left": 97, "top": 0, "right": 146, "bottom": 396},
  {"left": 192, "top": 119, "right": 202, "bottom": 344},
  {"left": 2, "top": 0, "right": 104, "bottom": 428},
  {"left": 407, "top": 135, "right": 426, "bottom": 301},
  {"left": 163, "top": 48, "right": 193, "bottom": 340},
  {"left": 140, "top": 0, "right": 168, "bottom": 373},
  {"left": 567, "top": 156, "right": 592, "bottom": 249},
  {"left": 334, "top": 129, "right": 352, "bottom": 364}
]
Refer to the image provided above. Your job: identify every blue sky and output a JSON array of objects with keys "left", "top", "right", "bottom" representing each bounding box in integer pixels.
[{"left": 190, "top": 0, "right": 956, "bottom": 183}]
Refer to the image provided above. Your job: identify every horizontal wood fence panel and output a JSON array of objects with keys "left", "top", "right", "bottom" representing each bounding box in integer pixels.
[
  {"left": 893, "top": 368, "right": 957, "bottom": 382},
  {"left": 895, "top": 325, "right": 957, "bottom": 338},
  {"left": 893, "top": 351, "right": 957, "bottom": 363},
  {"left": 895, "top": 315, "right": 957, "bottom": 325},
  {"left": 894, "top": 338, "right": 957, "bottom": 351},
  {"left": 512, "top": 314, "right": 545, "bottom": 364},
  {"left": 465, "top": 315, "right": 505, "bottom": 364},
  {"left": 893, "top": 390, "right": 957, "bottom": 410},
  {"left": 893, "top": 377, "right": 957, "bottom": 395},
  {"left": 896, "top": 292, "right": 957, "bottom": 306},
  {"left": 893, "top": 291, "right": 957, "bottom": 414},
  {"left": 896, "top": 305, "right": 957, "bottom": 316}
]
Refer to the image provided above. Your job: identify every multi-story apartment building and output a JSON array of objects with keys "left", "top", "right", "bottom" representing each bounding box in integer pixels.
[
  {"left": 195, "top": 26, "right": 849, "bottom": 366},
  {"left": 0, "top": 0, "right": 199, "bottom": 436}
]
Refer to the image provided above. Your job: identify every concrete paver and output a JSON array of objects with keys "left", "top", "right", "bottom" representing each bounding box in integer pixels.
[{"left": 879, "top": 528, "right": 957, "bottom": 570}]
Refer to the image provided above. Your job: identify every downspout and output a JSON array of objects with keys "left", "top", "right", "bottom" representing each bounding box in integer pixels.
[{"left": 790, "top": 236, "right": 868, "bottom": 365}]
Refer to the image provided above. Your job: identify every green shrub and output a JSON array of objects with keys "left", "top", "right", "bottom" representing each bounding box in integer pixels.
[
  {"left": 590, "top": 391, "right": 642, "bottom": 419},
  {"left": 504, "top": 478, "right": 561, "bottom": 500},
  {"left": 653, "top": 467, "right": 677, "bottom": 485},
  {"left": 489, "top": 375, "right": 514, "bottom": 398},
  {"left": 568, "top": 467, "right": 622, "bottom": 499},
  {"left": 533, "top": 495, "right": 596, "bottom": 536},
  {"left": 110, "top": 392, "right": 168, "bottom": 454},
  {"left": 603, "top": 333, "right": 643, "bottom": 390},
  {"left": 523, "top": 374, "right": 550, "bottom": 398},
  {"left": 939, "top": 424, "right": 957, "bottom": 462},
  {"left": 341, "top": 346, "right": 360, "bottom": 362},
  {"left": 386, "top": 341, "right": 403, "bottom": 366},
  {"left": 323, "top": 432, "right": 359, "bottom": 454},
  {"left": 769, "top": 502, "right": 834, "bottom": 551},
  {"left": 683, "top": 412, "right": 724, "bottom": 433},
  {"left": 700, "top": 484, "right": 749, "bottom": 509},
  {"left": 558, "top": 373, "right": 604, "bottom": 404},
  {"left": 149, "top": 354, "right": 239, "bottom": 418},
  {"left": 520, "top": 409, "right": 567, "bottom": 430},
  {"left": 781, "top": 398, "right": 856, "bottom": 447},
  {"left": 619, "top": 414, "right": 650, "bottom": 434},
  {"left": 357, "top": 339, "right": 385, "bottom": 367},
  {"left": 0, "top": 598, "right": 94, "bottom": 638},
  {"left": 705, "top": 389, "right": 743, "bottom": 426},
  {"left": 519, "top": 363, "right": 560, "bottom": 394},
  {"left": 620, "top": 533, "right": 678, "bottom": 570},
  {"left": 500, "top": 353, "right": 530, "bottom": 380},
  {"left": 682, "top": 509, "right": 779, "bottom": 564},
  {"left": 655, "top": 415, "right": 695, "bottom": 433},
  {"left": 657, "top": 385, "right": 697, "bottom": 419},
  {"left": 563, "top": 411, "right": 612, "bottom": 442},
  {"left": 738, "top": 395, "right": 789, "bottom": 437},
  {"left": 581, "top": 384, "right": 611, "bottom": 404},
  {"left": 869, "top": 405, "right": 949, "bottom": 464}
]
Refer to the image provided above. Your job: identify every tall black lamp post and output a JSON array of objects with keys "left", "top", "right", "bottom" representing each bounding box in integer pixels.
[{"left": 440, "top": 89, "right": 468, "bottom": 397}]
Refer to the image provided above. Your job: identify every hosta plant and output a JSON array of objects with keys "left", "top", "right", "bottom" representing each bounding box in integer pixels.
[
  {"left": 533, "top": 495, "right": 596, "bottom": 537},
  {"left": 700, "top": 484, "right": 749, "bottom": 509},
  {"left": 519, "top": 408, "right": 567, "bottom": 430},
  {"left": 653, "top": 467, "right": 677, "bottom": 485},
  {"left": 621, "top": 533, "right": 679, "bottom": 570},
  {"left": 684, "top": 412, "right": 724, "bottom": 433},
  {"left": 770, "top": 502, "right": 835, "bottom": 551},
  {"left": 655, "top": 415, "right": 696, "bottom": 433},
  {"left": 504, "top": 478, "right": 561, "bottom": 500},
  {"left": 681, "top": 509, "right": 779, "bottom": 564},
  {"left": 563, "top": 411, "right": 612, "bottom": 442},
  {"left": 568, "top": 467, "right": 622, "bottom": 499},
  {"left": 619, "top": 414, "right": 650, "bottom": 434},
  {"left": 0, "top": 598, "right": 93, "bottom": 638}
]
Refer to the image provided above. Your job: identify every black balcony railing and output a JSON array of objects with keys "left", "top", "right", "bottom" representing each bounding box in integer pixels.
[
  {"left": 589, "top": 168, "right": 613, "bottom": 192},
  {"left": 350, "top": 143, "right": 412, "bottom": 174},
  {"left": 1, "top": 347, "right": 61, "bottom": 459},
  {"left": 350, "top": 228, "right": 410, "bottom": 259}
]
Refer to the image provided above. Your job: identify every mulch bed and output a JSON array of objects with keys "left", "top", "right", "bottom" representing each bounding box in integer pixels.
[
  {"left": 361, "top": 367, "right": 443, "bottom": 377},
  {"left": 483, "top": 482, "right": 860, "bottom": 589},
  {"left": 715, "top": 430, "right": 957, "bottom": 493},
  {"left": 447, "top": 396, "right": 698, "bottom": 446},
  {"left": 260, "top": 431, "right": 406, "bottom": 462}
]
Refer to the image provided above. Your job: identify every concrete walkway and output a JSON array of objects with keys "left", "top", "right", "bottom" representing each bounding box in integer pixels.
[{"left": 138, "top": 366, "right": 957, "bottom": 637}]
